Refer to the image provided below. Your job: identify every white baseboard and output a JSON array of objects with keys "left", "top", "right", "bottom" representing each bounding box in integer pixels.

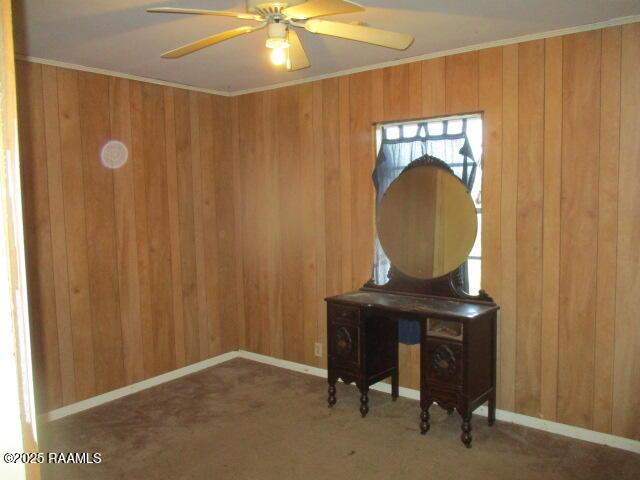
[
  {"left": 42, "top": 349, "right": 640, "bottom": 454},
  {"left": 236, "top": 350, "right": 640, "bottom": 455},
  {"left": 40, "top": 351, "right": 239, "bottom": 422}
]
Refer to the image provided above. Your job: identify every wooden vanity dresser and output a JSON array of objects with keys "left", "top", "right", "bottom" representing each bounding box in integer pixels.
[{"left": 325, "top": 156, "right": 500, "bottom": 447}]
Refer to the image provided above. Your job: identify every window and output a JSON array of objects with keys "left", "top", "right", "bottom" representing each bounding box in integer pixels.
[{"left": 373, "top": 114, "right": 483, "bottom": 295}]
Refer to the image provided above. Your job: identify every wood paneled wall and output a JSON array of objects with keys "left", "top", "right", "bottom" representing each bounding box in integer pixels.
[
  {"left": 233, "top": 24, "right": 640, "bottom": 441},
  {"left": 16, "top": 61, "right": 241, "bottom": 412},
  {"left": 16, "top": 23, "right": 640, "bottom": 441}
]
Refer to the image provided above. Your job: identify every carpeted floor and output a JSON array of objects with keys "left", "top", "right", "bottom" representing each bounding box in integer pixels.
[{"left": 41, "top": 358, "right": 640, "bottom": 480}]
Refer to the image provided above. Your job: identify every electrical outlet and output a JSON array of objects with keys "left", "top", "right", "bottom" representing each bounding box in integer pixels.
[{"left": 314, "top": 342, "right": 322, "bottom": 357}]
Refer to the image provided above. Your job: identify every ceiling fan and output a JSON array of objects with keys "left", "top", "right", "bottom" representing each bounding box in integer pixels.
[{"left": 147, "top": 0, "right": 414, "bottom": 71}]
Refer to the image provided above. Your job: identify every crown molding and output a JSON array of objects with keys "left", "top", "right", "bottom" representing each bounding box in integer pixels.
[
  {"left": 234, "top": 14, "right": 640, "bottom": 95},
  {"left": 14, "top": 55, "right": 233, "bottom": 97},
  {"left": 16, "top": 15, "right": 640, "bottom": 97}
]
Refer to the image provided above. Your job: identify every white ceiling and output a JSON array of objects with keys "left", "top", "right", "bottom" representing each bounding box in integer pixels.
[{"left": 13, "top": 1, "right": 640, "bottom": 93}]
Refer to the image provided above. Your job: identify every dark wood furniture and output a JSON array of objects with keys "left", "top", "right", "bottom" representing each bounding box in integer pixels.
[
  {"left": 326, "top": 301, "right": 399, "bottom": 417},
  {"left": 326, "top": 288, "right": 498, "bottom": 447},
  {"left": 325, "top": 155, "right": 500, "bottom": 447}
]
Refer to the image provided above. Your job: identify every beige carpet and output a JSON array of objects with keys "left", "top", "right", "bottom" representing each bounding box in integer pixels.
[{"left": 41, "top": 358, "right": 640, "bottom": 480}]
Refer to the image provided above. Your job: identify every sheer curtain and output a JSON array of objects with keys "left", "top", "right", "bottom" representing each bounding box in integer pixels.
[{"left": 372, "top": 118, "right": 479, "bottom": 344}]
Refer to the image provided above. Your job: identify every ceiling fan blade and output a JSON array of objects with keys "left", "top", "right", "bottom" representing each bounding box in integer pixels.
[
  {"left": 161, "top": 25, "right": 264, "bottom": 59},
  {"left": 147, "top": 7, "right": 260, "bottom": 21},
  {"left": 283, "top": 0, "right": 363, "bottom": 20},
  {"left": 286, "top": 30, "right": 310, "bottom": 71},
  {"left": 305, "top": 19, "right": 414, "bottom": 50}
]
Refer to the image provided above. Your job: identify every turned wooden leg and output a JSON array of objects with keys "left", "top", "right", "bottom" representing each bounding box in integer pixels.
[
  {"left": 461, "top": 414, "right": 473, "bottom": 448},
  {"left": 420, "top": 404, "right": 431, "bottom": 434},
  {"left": 488, "top": 391, "right": 496, "bottom": 426},
  {"left": 391, "top": 370, "right": 399, "bottom": 401},
  {"left": 328, "top": 384, "right": 337, "bottom": 407},
  {"left": 359, "top": 388, "right": 369, "bottom": 417},
  {"left": 327, "top": 374, "right": 337, "bottom": 407}
]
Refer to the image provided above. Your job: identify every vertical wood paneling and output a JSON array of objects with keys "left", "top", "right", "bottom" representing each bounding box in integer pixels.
[
  {"left": 231, "top": 97, "right": 246, "bottom": 351},
  {"left": 18, "top": 63, "right": 241, "bottom": 411},
  {"left": 478, "top": 46, "right": 502, "bottom": 402},
  {"left": 174, "top": 88, "right": 200, "bottom": 364},
  {"left": 41, "top": 65, "right": 75, "bottom": 405},
  {"left": 140, "top": 83, "right": 175, "bottom": 376},
  {"left": 299, "top": 83, "right": 318, "bottom": 367},
  {"left": 371, "top": 70, "right": 384, "bottom": 124},
  {"left": 540, "top": 36, "right": 562, "bottom": 421},
  {"left": 238, "top": 93, "right": 261, "bottom": 354},
  {"left": 445, "top": 52, "right": 479, "bottom": 113},
  {"left": 56, "top": 68, "right": 96, "bottom": 402},
  {"left": 189, "top": 91, "right": 210, "bottom": 361},
  {"left": 338, "top": 77, "right": 352, "bottom": 292},
  {"left": 383, "top": 65, "right": 410, "bottom": 121},
  {"left": 500, "top": 44, "right": 518, "bottom": 411},
  {"left": 515, "top": 40, "right": 545, "bottom": 417},
  {"left": 130, "top": 80, "right": 154, "bottom": 380},
  {"left": 262, "top": 90, "right": 283, "bottom": 358},
  {"left": 349, "top": 72, "right": 374, "bottom": 287},
  {"left": 312, "top": 81, "right": 327, "bottom": 368},
  {"left": 594, "top": 26, "right": 621, "bottom": 433},
  {"left": 209, "top": 95, "right": 239, "bottom": 353},
  {"left": 110, "top": 76, "right": 144, "bottom": 385},
  {"left": 421, "top": 57, "right": 446, "bottom": 117},
  {"left": 322, "top": 78, "right": 343, "bottom": 301},
  {"left": 163, "top": 87, "right": 186, "bottom": 368},
  {"left": 259, "top": 92, "right": 276, "bottom": 356},
  {"left": 407, "top": 62, "right": 423, "bottom": 119},
  {"left": 78, "top": 72, "right": 125, "bottom": 395},
  {"left": 196, "top": 90, "right": 223, "bottom": 356},
  {"left": 558, "top": 30, "right": 601, "bottom": 429},
  {"left": 198, "top": 92, "right": 221, "bottom": 355},
  {"left": 18, "top": 61, "right": 62, "bottom": 409},
  {"left": 613, "top": 22, "right": 640, "bottom": 440},
  {"left": 278, "top": 87, "right": 305, "bottom": 363},
  {"left": 256, "top": 91, "right": 272, "bottom": 355}
]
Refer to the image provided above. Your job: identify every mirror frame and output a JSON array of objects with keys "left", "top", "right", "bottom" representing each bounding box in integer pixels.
[{"left": 362, "top": 154, "right": 493, "bottom": 303}]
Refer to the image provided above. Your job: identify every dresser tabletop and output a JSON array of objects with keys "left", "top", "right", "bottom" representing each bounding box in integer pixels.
[{"left": 326, "top": 290, "right": 499, "bottom": 321}]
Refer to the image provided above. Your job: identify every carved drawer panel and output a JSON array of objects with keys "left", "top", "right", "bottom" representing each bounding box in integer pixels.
[
  {"left": 328, "top": 304, "right": 360, "bottom": 326},
  {"left": 424, "top": 340, "right": 463, "bottom": 386},
  {"left": 327, "top": 304, "right": 361, "bottom": 367}
]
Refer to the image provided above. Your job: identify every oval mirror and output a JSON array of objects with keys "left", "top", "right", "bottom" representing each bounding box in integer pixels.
[{"left": 376, "top": 164, "right": 477, "bottom": 280}]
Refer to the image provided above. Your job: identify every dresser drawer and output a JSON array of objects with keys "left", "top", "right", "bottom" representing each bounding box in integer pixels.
[
  {"left": 327, "top": 304, "right": 361, "bottom": 368},
  {"left": 424, "top": 339, "right": 463, "bottom": 386},
  {"left": 328, "top": 304, "right": 360, "bottom": 325}
]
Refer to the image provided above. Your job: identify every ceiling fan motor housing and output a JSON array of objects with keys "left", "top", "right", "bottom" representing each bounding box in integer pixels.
[{"left": 246, "top": 0, "right": 306, "bottom": 16}]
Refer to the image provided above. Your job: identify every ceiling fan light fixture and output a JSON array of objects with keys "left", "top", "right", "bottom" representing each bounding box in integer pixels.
[
  {"left": 266, "top": 37, "right": 290, "bottom": 49},
  {"left": 265, "top": 21, "right": 289, "bottom": 49}
]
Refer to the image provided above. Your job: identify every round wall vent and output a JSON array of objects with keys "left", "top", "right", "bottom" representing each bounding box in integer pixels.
[{"left": 100, "top": 140, "right": 128, "bottom": 169}]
